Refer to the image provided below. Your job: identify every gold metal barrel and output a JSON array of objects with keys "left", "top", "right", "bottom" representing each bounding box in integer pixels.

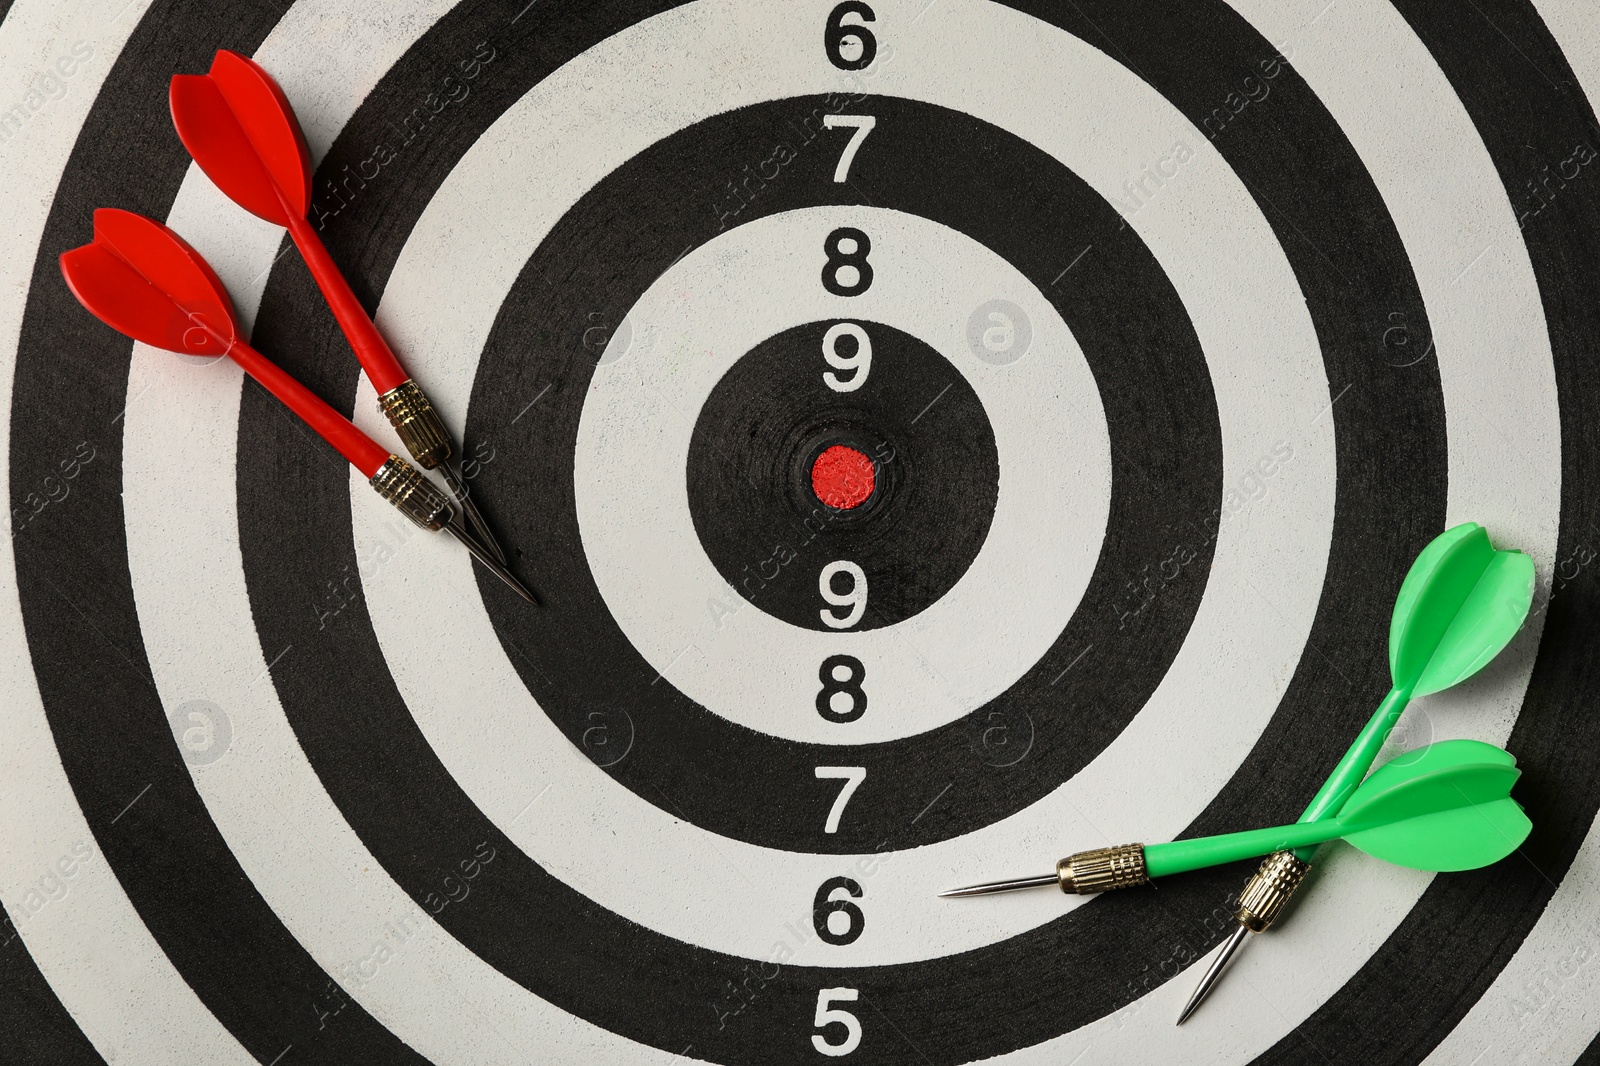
[
  {"left": 1057, "top": 843, "right": 1150, "bottom": 894},
  {"left": 369, "top": 455, "right": 453, "bottom": 531},
  {"left": 1235, "top": 850, "right": 1311, "bottom": 932},
  {"left": 377, "top": 379, "right": 451, "bottom": 470}
]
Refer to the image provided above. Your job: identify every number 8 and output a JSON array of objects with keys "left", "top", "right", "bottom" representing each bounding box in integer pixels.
[{"left": 822, "top": 228, "right": 873, "bottom": 297}]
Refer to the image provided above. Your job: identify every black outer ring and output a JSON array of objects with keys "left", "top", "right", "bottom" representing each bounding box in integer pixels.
[
  {"left": 1246, "top": 0, "right": 1600, "bottom": 1059},
  {"left": 234, "top": 4, "right": 1434, "bottom": 1063},
  {"left": 3, "top": 1, "right": 431, "bottom": 1062},
  {"left": 10, "top": 0, "right": 1599, "bottom": 1063},
  {"left": 456, "top": 93, "right": 1220, "bottom": 851},
  {"left": 685, "top": 319, "right": 1001, "bottom": 632}
]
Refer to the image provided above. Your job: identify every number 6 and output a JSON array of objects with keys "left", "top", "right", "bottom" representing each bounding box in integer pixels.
[
  {"left": 824, "top": 2, "right": 877, "bottom": 71},
  {"left": 812, "top": 988, "right": 862, "bottom": 1056}
]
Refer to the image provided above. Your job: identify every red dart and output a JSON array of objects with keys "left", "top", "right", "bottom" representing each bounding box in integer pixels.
[
  {"left": 60, "top": 208, "right": 535, "bottom": 604},
  {"left": 169, "top": 48, "right": 508, "bottom": 565}
]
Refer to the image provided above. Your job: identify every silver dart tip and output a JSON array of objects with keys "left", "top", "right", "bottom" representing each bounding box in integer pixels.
[
  {"left": 1176, "top": 923, "right": 1250, "bottom": 1025},
  {"left": 441, "top": 461, "right": 509, "bottom": 567},
  {"left": 938, "top": 873, "right": 1059, "bottom": 898},
  {"left": 445, "top": 521, "right": 539, "bottom": 605}
]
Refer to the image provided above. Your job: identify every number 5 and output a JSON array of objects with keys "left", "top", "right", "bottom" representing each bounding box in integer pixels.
[
  {"left": 823, "top": 115, "right": 876, "bottom": 182},
  {"left": 812, "top": 988, "right": 862, "bottom": 1056}
]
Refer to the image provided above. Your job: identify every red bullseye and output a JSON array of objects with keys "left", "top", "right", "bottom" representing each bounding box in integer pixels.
[{"left": 811, "top": 445, "right": 876, "bottom": 510}]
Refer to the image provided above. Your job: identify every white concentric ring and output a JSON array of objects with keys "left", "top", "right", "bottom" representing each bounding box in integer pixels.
[
  {"left": 354, "top": 0, "right": 1330, "bottom": 965},
  {"left": 119, "top": 4, "right": 694, "bottom": 1065},
  {"left": 576, "top": 206, "right": 1110, "bottom": 744},
  {"left": 85, "top": 2, "right": 1561, "bottom": 1066},
  {"left": 973, "top": 0, "right": 1563, "bottom": 1058}
]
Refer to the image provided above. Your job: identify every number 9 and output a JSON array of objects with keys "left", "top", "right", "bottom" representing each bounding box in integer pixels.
[
  {"left": 822, "top": 323, "right": 872, "bottom": 392},
  {"left": 819, "top": 561, "right": 867, "bottom": 629}
]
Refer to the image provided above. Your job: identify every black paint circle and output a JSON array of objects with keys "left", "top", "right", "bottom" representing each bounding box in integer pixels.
[
  {"left": 15, "top": 1, "right": 1597, "bottom": 1064},
  {"left": 686, "top": 319, "right": 1000, "bottom": 631},
  {"left": 203, "top": 19, "right": 1471, "bottom": 1061}
]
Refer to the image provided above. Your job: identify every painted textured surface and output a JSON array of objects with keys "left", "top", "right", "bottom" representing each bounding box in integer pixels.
[{"left": 0, "top": 0, "right": 1596, "bottom": 1063}]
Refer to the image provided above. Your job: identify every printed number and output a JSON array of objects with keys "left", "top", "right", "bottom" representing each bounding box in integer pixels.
[
  {"left": 822, "top": 228, "right": 873, "bottom": 297},
  {"left": 813, "top": 877, "right": 866, "bottom": 946},
  {"left": 822, "top": 323, "right": 872, "bottom": 392},
  {"left": 814, "top": 766, "right": 866, "bottom": 832},
  {"left": 824, "top": 2, "right": 877, "bottom": 71},
  {"left": 819, "top": 561, "right": 868, "bottom": 628},
  {"left": 812, "top": 988, "right": 863, "bottom": 1056},
  {"left": 817, "top": 655, "right": 867, "bottom": 723},
  {"left": 823, "top": 115, "right": 876, "bottom": 182}
]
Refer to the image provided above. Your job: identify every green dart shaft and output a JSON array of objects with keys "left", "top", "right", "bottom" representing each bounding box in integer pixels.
[
  {"left": 1144, "top": 822, "right": 1339, "bottom": 877},
  {"left": 1287, "top": 684, "right": 1414, "bottom": 862}
]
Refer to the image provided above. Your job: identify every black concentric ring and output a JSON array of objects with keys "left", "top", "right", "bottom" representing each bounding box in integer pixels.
[
  {"left": 7, "top": 0, "right": 1598, "bottom": 1063},
  {"left": 255, "top": 89, "right": 1224, "bottom": 853},
  {"left": 5, "top": 0, "right": 431, "bottom": 1061}
]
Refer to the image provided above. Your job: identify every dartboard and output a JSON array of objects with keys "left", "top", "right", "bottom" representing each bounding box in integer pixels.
[{"left": 3, "top": 0, "right": 1600, "bottom": 1062}]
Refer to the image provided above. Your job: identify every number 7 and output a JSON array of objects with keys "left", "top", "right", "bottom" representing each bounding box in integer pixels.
[
  {"left": 815, "top": 766, "right": 866, "bottom": 833},
  {"left": 823, "top": 115, "right": 876, "bottom": 183}
]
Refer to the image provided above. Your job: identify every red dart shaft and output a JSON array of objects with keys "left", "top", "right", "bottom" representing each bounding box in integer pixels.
[
  {"left": 284, "top": 211, "right": 409, "bottom": 394},
  {"left": 226, "top": 338, "right": 390, "bottom": 477}
]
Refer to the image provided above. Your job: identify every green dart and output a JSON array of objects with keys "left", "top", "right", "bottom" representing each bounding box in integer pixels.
[
  {"left": 941, "top": 522, "right": 1536, "bottom": 1016},
  {"left": 938, "top": 737, "right": 1531, "bottom": 886},
  {"left": 1173, "top": 521, "right": 1535, "bottom": 1023}
]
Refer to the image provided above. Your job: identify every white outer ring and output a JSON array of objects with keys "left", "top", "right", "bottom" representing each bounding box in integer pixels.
[
  {"left": 355, "top": 0, "right": 1331, "bottom": 964},
  {"left": 84, "top": 1, "right": 1556, "bottom": 1064}
]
